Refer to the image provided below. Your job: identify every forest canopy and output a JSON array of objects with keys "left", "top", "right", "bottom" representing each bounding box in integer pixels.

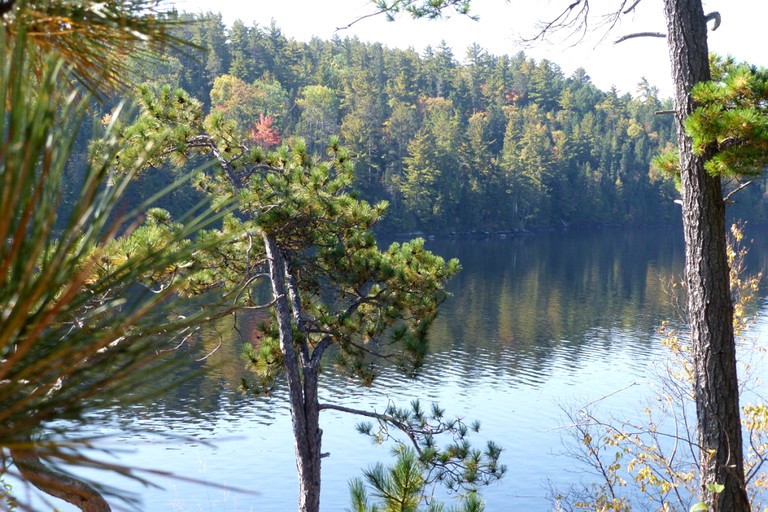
[{"left": 118, "top": 12, "right": 765, "bottom": 233}]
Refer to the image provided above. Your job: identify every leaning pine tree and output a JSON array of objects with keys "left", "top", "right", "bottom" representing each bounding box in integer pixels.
[{"left": 102, "top": 85, "right": 504, "bottom": 512}]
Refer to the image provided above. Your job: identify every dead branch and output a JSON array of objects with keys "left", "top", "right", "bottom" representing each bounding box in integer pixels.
[
  {"left": 614, "top": 31, "right": 665, "bottom": 44},
  {"left": 622, "top": 0, "right": 644, "bottom": 15},
  {"left": 705, "top": 11, "right": 721, "bottom": 31},
  {"left": 336, "top": 8, "right": 389, "bottom": 32},
  {"left": 523, "top": 0, "right": 591, "bottom": 46},
  {"left": 522, "top": 0, "right": 650, "bottom": 49},
  {"left": 724, "top": 180, "right": 753, "bottom": 205}
]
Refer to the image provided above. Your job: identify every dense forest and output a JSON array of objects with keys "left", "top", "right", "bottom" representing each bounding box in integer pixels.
[{"left": 117, "top": 11, "right": 765, "bottom": 233}]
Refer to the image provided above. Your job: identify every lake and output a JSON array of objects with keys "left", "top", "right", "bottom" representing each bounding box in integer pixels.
[{"left": 39, "top": 226, "right": 768, "bottom": 511}]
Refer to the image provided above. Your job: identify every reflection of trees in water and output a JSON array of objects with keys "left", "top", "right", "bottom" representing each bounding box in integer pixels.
[
  {"left": 111, "top": 227, "right": 768, "bottom": 422},
  {"left": 109, "top": 310, "right": 273, "bottom": 425},
  {"left": 113, "top": 308, "right": 371, "bottom": 425},
  {"left": 425, "top": 228, "right": 688, "bottom": 382}
]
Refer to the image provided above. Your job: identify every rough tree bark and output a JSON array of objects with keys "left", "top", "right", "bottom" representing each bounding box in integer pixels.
[
  {"left": 663, "top": 1, "right": 749, "bottom": 510},
  {"left": 263, "top": 233, "right": 323, "bottom": 512}
]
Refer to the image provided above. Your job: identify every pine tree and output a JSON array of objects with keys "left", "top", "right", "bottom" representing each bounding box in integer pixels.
[
  {"left": 0, "top": 9, "right": 226, "bottom": 510},
  {"left": 105, "top": 85, "right": 507, "bottom": 512}
]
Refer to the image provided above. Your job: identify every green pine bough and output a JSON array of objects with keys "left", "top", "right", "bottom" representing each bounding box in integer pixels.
[{"left": 654, "top": 54, "right": 768, "bottom": 183}]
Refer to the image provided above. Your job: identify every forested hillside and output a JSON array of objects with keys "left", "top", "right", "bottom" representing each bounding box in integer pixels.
[{"left": 123, "top": 12, "right": 764, "bottom": 233}]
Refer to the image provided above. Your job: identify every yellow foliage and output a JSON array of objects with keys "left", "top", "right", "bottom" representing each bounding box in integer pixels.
[{"left": 565, "top": 222, "right": 768, "bottom": 511}]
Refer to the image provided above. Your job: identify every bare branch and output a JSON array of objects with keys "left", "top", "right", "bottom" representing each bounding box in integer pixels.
[
  {"left": 11, "top": 440, "right": 113, "bottom": 512},
  {"left": 580, "top": 381, "right": 641, "bottom": 410},
  {"left": 522, "top": 0, "right": 590, "bottom": 46},
  {"left": 519, "top": 0, "right": 664, "bottom": 51},
  {"left": 309, "top": 337, "right": 332, "bottom": 367},
  {"left": 185, "top": 135, "right": 286, "bottom": 191},
  {"left": 598, "top": 0, "right": 636, "bottom": 41},
  {"left": 336, "top": 8, "right": 389, "bottom": 32},
  {"left": 318, "top": 402, "right": 423, "bottom": 455},
  {"left": 622, "top": 0, "right": 644, "bottom": 15},
  {"left": 283, "top": 254, "right": 311, "bottom": 365},
  {"left": 186, "top": 135, "right": 244, "bottom": 189},
  {"left": 705, "top": 11, "right": 721, "bottom": 31},
  {"left": 614, "top": 31, "right": 665, "bottom": 44},
  {"left": 724, "top": 180, "right": 753, "bottom": 205}
]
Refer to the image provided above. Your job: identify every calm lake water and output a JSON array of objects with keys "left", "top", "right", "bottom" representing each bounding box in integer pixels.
[{"left": 42, "top": 226, "right": 768, "bottom": 510}]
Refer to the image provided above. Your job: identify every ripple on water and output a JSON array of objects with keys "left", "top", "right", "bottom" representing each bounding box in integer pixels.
[{"left": 45, "top": 228, "right": 724, "bottom": 510}]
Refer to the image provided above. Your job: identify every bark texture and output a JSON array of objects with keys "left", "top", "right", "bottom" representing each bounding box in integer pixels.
[
  {"left": 263, "top": 233, "right": 323, "bottom": 512},
  {"left": 663, "top": 1, "right": 749, "bottom": 510}
]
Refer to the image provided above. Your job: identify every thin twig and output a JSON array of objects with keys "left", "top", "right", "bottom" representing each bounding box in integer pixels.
[
  {"left": 336, "top": 8, "right": 389, "bottom": 32},
  {"left": 580, "top": 381, "right": 641, "bottom": 410}
]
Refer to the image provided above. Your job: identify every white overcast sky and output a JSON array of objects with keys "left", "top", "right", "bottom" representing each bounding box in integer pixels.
[{"left": 171, "top": 0, "right": 768, "bottom": 98}]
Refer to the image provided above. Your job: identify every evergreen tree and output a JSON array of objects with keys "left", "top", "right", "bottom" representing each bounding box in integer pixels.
[
  {"left": 131, "top": 14, "right": 685, "bottom": 233},
  {"left": 0, "top": 4, "right": 227, "bottom": 509},
  {"left": 295, "top": 84, "right": 340, "bottom": 153},
  {"left": 106, "top": 85, "right": 504, "bottom": 512}
]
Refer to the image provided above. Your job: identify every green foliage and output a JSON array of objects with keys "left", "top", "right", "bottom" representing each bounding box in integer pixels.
[
  {"left": 686, "top": 55, "right": 768, "bottom": 177},
  {"left": 2, "top": 0, "right": 195, "bottom": 96},
  {"left": 110, "top": 76, "right": 465, "bottom": 511},
  {"left": 349, "top": 446, "right": 487, "bottom": 512},
  {"left": 0, "top": 19, "right": 227, "bottom": 509},
  {"left": 110, "top": 83, "right": 460, "bottom": 388},
  {"left": 130, "top": 14, "right": 680, "bottom": 232},
  {"left": 296, "top": 84, "right": 340, "bottom": 152},
  {"left": 658, "top": 54, "right": 768, "bottom": 180},
  {"left": 371, "top": 0, "right": 476, "bottom": 21},
  {"left": 355, "top": 400, "right": 505, "bottom": 493}
]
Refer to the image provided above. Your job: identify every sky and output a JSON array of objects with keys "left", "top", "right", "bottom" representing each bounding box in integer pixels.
[{"left": 172, "top": 0, "right": 768, "bottom": 98}]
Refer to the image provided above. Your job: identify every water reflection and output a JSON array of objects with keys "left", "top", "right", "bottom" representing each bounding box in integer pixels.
[
  {"left": 425, "top": 228, "right": 684, "bottom": 388},
  {"left": 50, "top": 226, "right": 768, "bottom": 510}
]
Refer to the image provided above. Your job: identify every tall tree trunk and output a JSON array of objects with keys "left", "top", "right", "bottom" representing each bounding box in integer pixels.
[
  {"left": 263, "top": 234, "right": 322, "bottom": 512},
  {"left": 663, "top": 1, "right": 749, "bottom": 510}
]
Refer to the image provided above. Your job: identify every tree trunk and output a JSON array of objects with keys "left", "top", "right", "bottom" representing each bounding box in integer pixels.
[
  {"left": 663, "top": 1, "right": 749, "bottom": 510},
  {"left": 297, "top": 365, "right": 322, "bottom": 512},
  {"left": 263, "top": 233, "right": 323, "bottom": 512}
]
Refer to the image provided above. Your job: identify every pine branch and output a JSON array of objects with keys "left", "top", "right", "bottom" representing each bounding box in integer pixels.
[
  {"left": 336, "top": 7, "right": 390, "bottom": 32},
  {"left": 322, "top": 400, "right": 504, "bottom": 491}
]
